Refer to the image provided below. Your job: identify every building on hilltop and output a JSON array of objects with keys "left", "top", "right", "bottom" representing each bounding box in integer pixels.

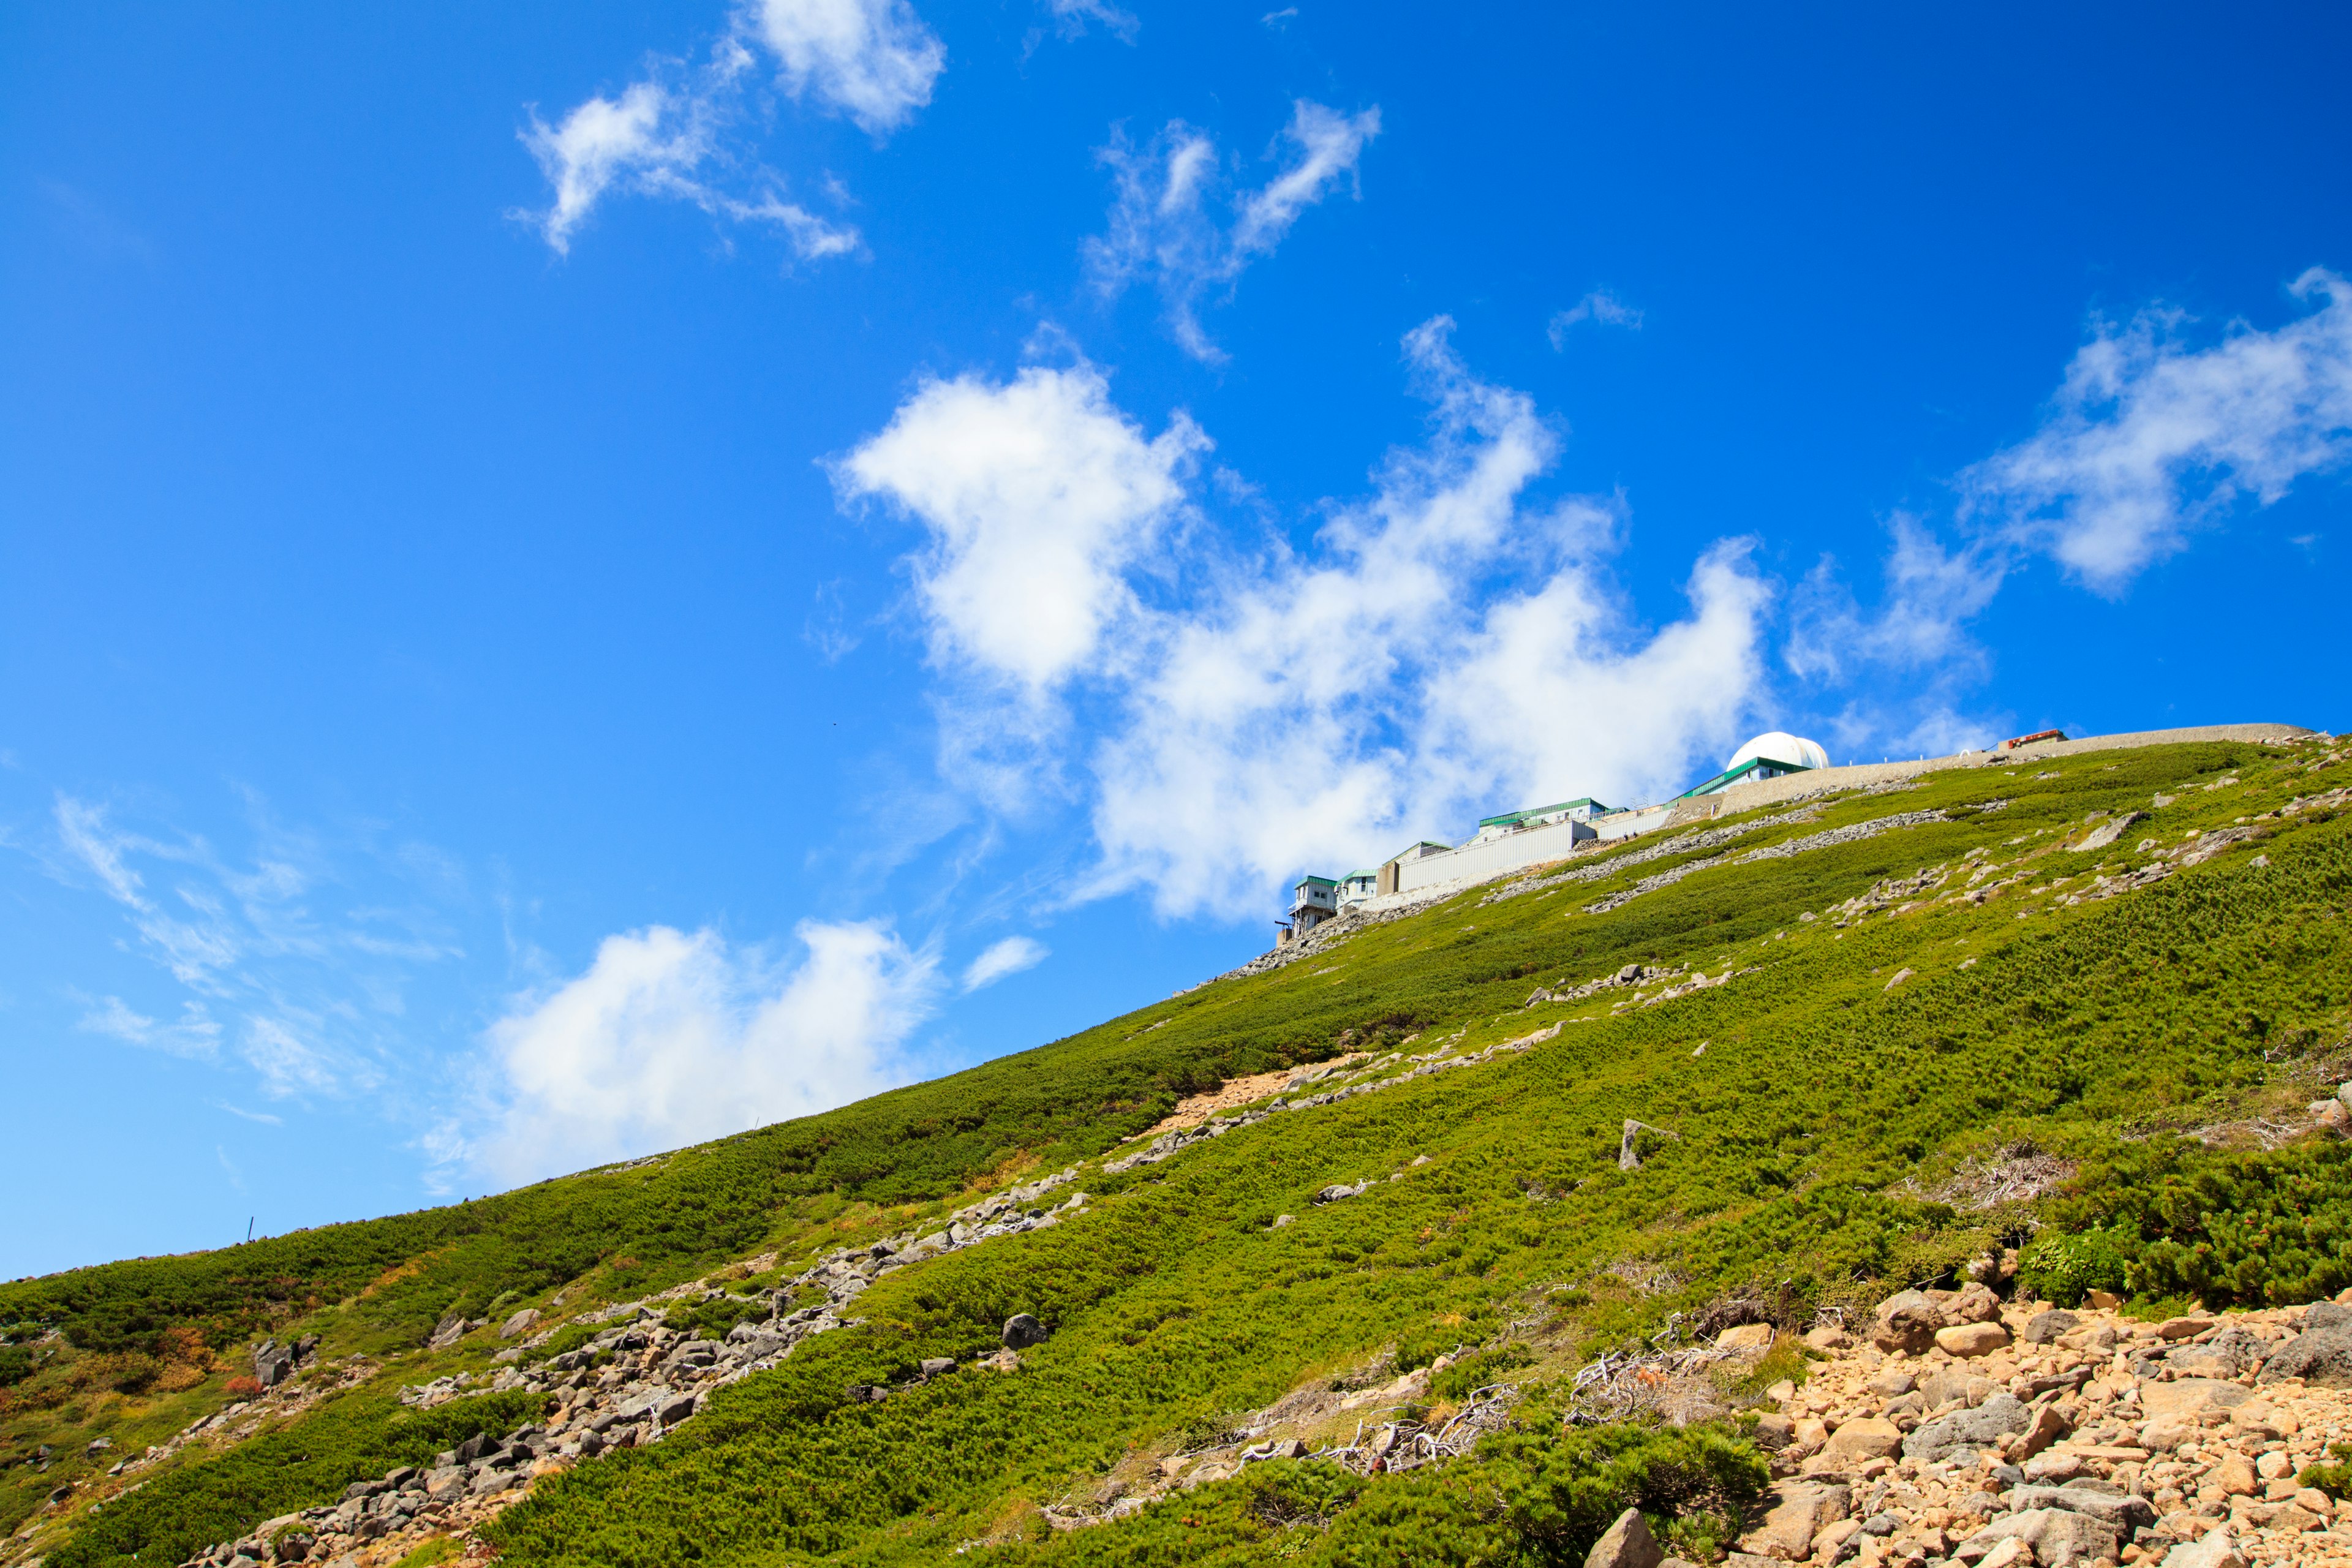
[
  {"left": 1336, "top": 869, "right": 1380, "bottom": 910},
  {"left": 1678, "top": 731, "right": 1830, "bottom": 799},
  {"left": 1375, "top": 841, "right": 1454, "bottom": 895},
  {"left": 1469, "top": 797, "right": 1611, "bottom": 843},
  {"left": 1289, "top": 874, "right": 1339, "bottom": 937}
]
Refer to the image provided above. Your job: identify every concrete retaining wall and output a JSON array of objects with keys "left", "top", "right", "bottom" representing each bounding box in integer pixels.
[
  {"left": 1384, "top": 721, "right": 2314, "bottom": 902},
  {"left": 1665, "top": 722, "right": 2315, "bottom": 824}
]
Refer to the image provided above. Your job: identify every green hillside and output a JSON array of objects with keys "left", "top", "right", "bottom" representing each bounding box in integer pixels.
[{"left": 6, "top": 731, "right": 2350, "bottom": 1567}]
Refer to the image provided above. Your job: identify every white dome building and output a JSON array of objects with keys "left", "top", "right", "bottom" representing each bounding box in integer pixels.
[
  {"left": 1726, "top": 731, "right": 1829, "bottom": 772},
  {"left": 1681, "top": 731, "right": 1831, "bottom": 799}
]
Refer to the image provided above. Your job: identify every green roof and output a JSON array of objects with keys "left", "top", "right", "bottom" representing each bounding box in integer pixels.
[
  {"left": 1294, "top": 875, "right": 1339, "bottom": 889},
  {"left": 1677, "top": 753, "right": 1813, "bottom": 800},
  {"left": 1341, "top": 869, "right": 1377, "bottom": 881},
  {"left": 1477, "top": 796, "right": 1608, "bottom": 829}
]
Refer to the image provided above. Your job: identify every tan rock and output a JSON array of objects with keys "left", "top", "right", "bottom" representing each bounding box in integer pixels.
[
  {"left": 1935, "top": 1322, "right": 2011, "bottom": 1358},
  {"left": 2157, "top": 1525, "right": 2244, "bottom": 1568},
  {"left": 1824, "top": 1417, "right": 1903, "bottom": 1463},
  {"left": 2157, "top": 1316, "right": 2217, "bottom": 1342},
  {"left": 2015, "top": 1403, "right": 2071, "bottom": 1461},
  {"left": 2212, "top": 1453, "right": 2258, "bottom": 1496},
  {"left": 2086, "top": 1289, "right": 2122, "bottom": 1310},
  {"left": 1973, "top": 1539, "right": 2029, "bottom": 1568},
  {"left": 1738, "top": 1482, "right": 1850, "bottom": 1561},
  {"left": 2139, "top": 1379, "right": 2252, "bottom": 1420},
  {"left": 1792, "top": 1418, "right": 1830, "bottom": 1449},
  {"left": 1871, "top": 1291, "right": 1947, "bottom": 1355},
  {"left": 1719, "top": 1323, "right": 1777, "bottom": 1355},
  {"left": 1951, "top": 1282, "right": 2002, "bottom": 1324},
  {"left": 1805, "top": 1326, "right": 1850, "bottom": 1352},
  {"left": 1585, "top": 1505, "right": 1666, "bottom": 1568}
]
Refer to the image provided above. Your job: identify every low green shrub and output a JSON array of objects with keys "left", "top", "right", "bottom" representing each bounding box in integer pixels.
[
  {"left": 665, "top": 1293, "right": 771, "bottom": 1341},
  {"left": 43, "top": 1390, "right": 539, "bottom": 1568},
  {"left": 2299, "top": 1442, "right": 2352, "bottom": 1501},
  {"left": 2014, "top": 1228, "right": 2133, "bottom": 1306},
  {"left": 2027, "top": 1139, "right": 2352, "bottom": 1308},
  {"left": 988, "top": 1420, "right": 1766, "bottom": 1566}
]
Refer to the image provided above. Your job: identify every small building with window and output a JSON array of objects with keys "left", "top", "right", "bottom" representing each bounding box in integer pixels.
[
  {"left": 1291, "top": 874, "right": 1340, "bottom": 935},
  {"left": 1336, "top": 869, "right": 1381, "bottom": 910}
]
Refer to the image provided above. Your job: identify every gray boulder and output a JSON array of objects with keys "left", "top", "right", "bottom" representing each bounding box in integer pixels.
[
  {"left": 1003, "top": 1313, "right": 1050, "bottom": 1349},
  {"left": 1969, "top": 1506, "right": 2120, "bottom": 1565},
  {"left": 2160, "top": 1525, "right": 2246, "bottom": 1568},
  {"left": 2009, "top": 1483, "right": 2157, "bottom": 1531},
  {"left": 2020, "top": 1309, "right": 2078, "bottom": 1344},
  {"left": 1869, "top": 1290, "right": 1945, "bottom": 1355},
  {"left": 1586, "top": 1506, "right": 1665, "bottom": 1568},
  {"left": 2302, "top": 1301, "right": 2352, "bottom": 1331},
  {"left": 1902, "top": 1393, "right": 2030, "bottom": 1462},
  {"left": 2167, "top": 1327, "right": 2263, "bottom": 1379},
  {"left": 2256, "top": 1324, "right": 2352, "bottom": 1386}
]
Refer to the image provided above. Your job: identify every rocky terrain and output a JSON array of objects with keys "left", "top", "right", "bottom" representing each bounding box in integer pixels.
[{"left": 1733, "top": 1289, "right": 2352, "bottom": 1568}]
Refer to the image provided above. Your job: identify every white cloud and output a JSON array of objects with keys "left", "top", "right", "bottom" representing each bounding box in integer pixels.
[
  {"left": 469, "top": 921, "right": 937, "bottom": 1186},
  {"left": 520, "top": 81, "right": 685, "bottom": 255},
  {"left": 35, "top": 792, "right": 464, "bottom": 1103},
  {"left": 1785, "top": 514, "right": 2005, "bottom": 686},
  {"left": 516, "top": 1, "right": 935, "bottom": 257},
  {"left": 1961, "top": 266, "right": 2352, "bottom": 594},
  {"left": 1086, "top": 100, "right": 1381, "bottom": 362},
  {"left": 518, "top": 58, "right": 861, "bottom": 260},
  {"left": 864, "top": 318, "right": 1774, "bottom": 920},
  {"left": 962, "top": 935, "right": 1047, "bottom": 990},
  {"left": 835, "top": 361, "right": 1207, "bottom": 693},
  {"left": 77, "top": 993, "right": 223, "bottom": 1060},
  {"left": 1041, "top": 0, "right": 1138, "bottom": 43},
  {"left": 55, "top": 796, "right": 151, "bottom": 908},
  {"left": 752, "top": 0, "right": 946, "bottom": 135},
  {"left": 1548, "top": 290, "right": 1644, "bottom": 348}
]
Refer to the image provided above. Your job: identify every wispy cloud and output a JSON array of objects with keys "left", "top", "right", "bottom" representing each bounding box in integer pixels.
[
  {"left": 1960, "top": 266, "right": 2352, "bottom": 594},
  {"left": 1039, "top": 0, "right": 1138, "bottom": 43},
  {"left": 1548, "top": 289, "right": 1643, "bottom": 348},
  {"left": 36, "top": 793, "right": 464, "bottom": 1104},
  {"left": 1085, "top": 100, "right": 1382, "bottom": 363},
  {"left": 961, "top": 935, "right": 1047, "bottom": 991},
  {"left": 1782, "top": 266, "right": 2352, "bottom": 754},
  {"left": 517, "top": 0, "right": 948, "bottom": 257},
  {"left": 460, "top": 921, "right": 938, "bottom": 1186},
  {"left": 850, "top": 318, "right": 1772, "bottom": 918},
  {"left": 518, "top": 51, "right": 862, "bottom": 260},
  {"left": 213, "top": 1101, "right": 284, "bottom": 1126}
]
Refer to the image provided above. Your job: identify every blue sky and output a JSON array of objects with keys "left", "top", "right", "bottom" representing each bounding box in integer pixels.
[{"left": 4, "top": 1, "right": 2348, "bottom": 1278}]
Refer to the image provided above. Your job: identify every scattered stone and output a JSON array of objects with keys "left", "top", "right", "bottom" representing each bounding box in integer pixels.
[
  {"left": 2259, "top": 1324, "right": 2352, "bottom": 1386},
  {"left": 1869, "top": 1289, "right": 1946, "bottom": 1354},
  {"left": 1585, "top": 1505, "right": 1665, "bottom": 1568},
  {"left": 1739, "top": 1482, "right": 1850, "bottom": 1561},
  {"left": 2021, "top": 1308, "right": 2078, "bottom": 1344},
  {"left": 1902, "top": 1393, "right": 2030, "bottom": 1463},
  {"left": 1003, "top": 1314, "right": 1050, "bottom": 1349},
  {"left": 1823, "top": 1417, "right": 1902, "bottom": 1463},
  {"left": 1934, "top": 1321, "right": 2011, "bottom": 1357},
  {"left": 1716, "top": 1323, "right": 1776, "bottom": 1355},
  {"left": 2161, "top": 1526, "right": 2246, "bottom": 1568}
]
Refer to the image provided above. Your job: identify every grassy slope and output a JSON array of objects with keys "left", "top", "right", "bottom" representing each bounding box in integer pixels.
[{"left": 8, "top": 736, "right": 2350, "bottom": 1564}]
